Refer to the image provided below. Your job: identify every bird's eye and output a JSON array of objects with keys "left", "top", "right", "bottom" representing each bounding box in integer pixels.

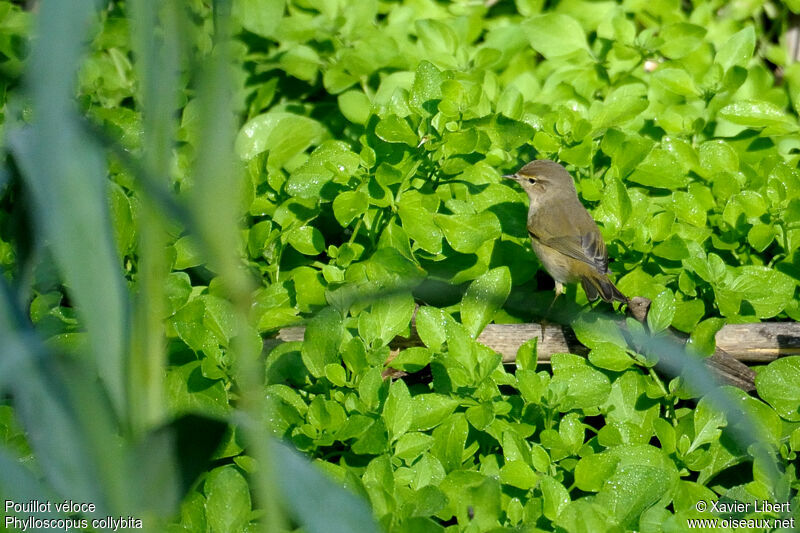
[{"left": 527, "top": 177, "right": 536, "bottom": 184}]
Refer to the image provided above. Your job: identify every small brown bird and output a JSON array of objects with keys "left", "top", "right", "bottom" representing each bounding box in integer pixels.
[{"left": 504, "top": 159, "right": 627, "bottom": 310}]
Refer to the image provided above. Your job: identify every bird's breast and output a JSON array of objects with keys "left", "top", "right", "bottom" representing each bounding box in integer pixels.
[{"left": 530, "top": 238, "right": 581, "bottom": 284}]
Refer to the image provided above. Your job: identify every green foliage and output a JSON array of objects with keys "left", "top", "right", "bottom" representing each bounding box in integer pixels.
[{"left": 1, "top": 0, "right": 800, "bottom": 531}]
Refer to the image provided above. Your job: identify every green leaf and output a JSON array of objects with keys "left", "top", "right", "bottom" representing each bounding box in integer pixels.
[
  {"left": 338, "top": 90, "right": 371, "bottom": 124},
  {"left": 431, "top": 413, "right": 469, "bottom": 472},
  {"left": 166, "top": 362, "right": 230, "bottom": 418},
  {"left": 460, "top": 267, "right": 511, "bottom": 338},
  {"left": 747, "top": 223, "right": 774, "bottom": 252},
  {"left": 433, "top": 212, "right": 501, "bottom": 254},
  {"left": 204, "top": 466, "right": 252, "bottom": 533},
  {"left": 287, "top": 226, "right": 325, "bottom": 255},
  {"left": 174, "top": 236, "right": 203, "bottom": 270},
  {"left": 415, "top": 19, "right": 458, "bottom": 59},
  {"left": 516, "top": 337, "right": 537, "bottom": 371},
  {"left": 164, "top": 272, "right": 192, "bottom": 317},
  {"left": 359, "top": 291, "right": 415, "bottom": 346},
  {"left": 715, "top": 26, "right": 756, "bottom": 70},
  {"left": 410, "top": 60, "right": 443, "bottom": 113},
  {"left": 416, "top": 306, "right": 449, "bottom": 351},
  {"left": 388, "top": 346, "right": 432, "bottom": 373},
  {"left": 647, "top": 290, "right": 676, "bottom": 333},
  {"left": 500, "top": 461, "right": 537, "bottom": 490},
  {"left": 232, "top": 0, "right": 284, "bottom": 38},
  {"left": 718, "top": 101, "right": 797, "bottom": 133},
  {"left": 653, "top": 68, "right": 699, "bottom": 97},
  {"left": 550, "top": 353, "right": 612, "bottom": 410},
  {"left": 755, "top": 356, "right": 800, "bottom": 421},
  {"left": 465, "top": 402, "right": 494, "bottom": 430},
  {"left": 690, "top": 398, "right": 726, "bottom": 453},
  {"left": 591, "top": 84, "right": 648, "bottom": 129},
  {"left": 235, "top": 111, "right": 326, "bottom": 164},
  {"left": 574, "top": 453, "right": 620, "bottom": 492},
  {"left": 540, "top": 475, "right": 570, "bottom": 521},
  {"left": 671, "top": 299, "right": 706, "bottom": 333},
  {"left": 698, "top": 140, "right": 738, "bottom": 176},
  {"left": 726, "top": 266, "right": 796, "bottom": 318},
  {"left": 671, "top": 191, "right": 706, "bottom": 228},
  {"left": 583, "top": 445, "right": 678, "bottom": 528},
  {"left": 398, "top": 192, "right": 443, "bottom": 254},
  {"left": 280, "top": 44, "right": 320, "bottom": 82},
  {"left": 526, "top": 14, "right": 589, "bottom": 59},
  {"left": 383, "top": 379, "right": 413, "bottom": 441},
  {"left": 658, "top": 23, "right": 706, "bottom": 59},
  {"left": 652, "top": 234, "right": 689, "bottom": 261},
  {"left": 572, "top": 314, "right": 627, "bottom": 350},
  {"left": 301, "top": 308, "right": 344, "bottom": 378},
  {"left": 409, "top": 394, "right": 460, "bottom": 432},
  {"left": 394, "top": 432, "right": 435, "bottom": 463},
  {"left": 628, "top": 148, "right": 688, "bottom": 189},
  {"left": 375, "top": 114, "right": 417, "bottom": 146},
  {"left": 293, "top": 267, "right": 327, "bottom": 312},
  {"left": 332, "top": 191, "right": 368, "bottom": 227},
  {"left": 686, "top": 317, "right": 725, "bottom": 357},
  {"left": 588, "top": 342, "right": 633, "bottom": 372}
]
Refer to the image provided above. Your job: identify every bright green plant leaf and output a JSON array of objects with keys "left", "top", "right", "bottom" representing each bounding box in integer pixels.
[
  {"left": 516, "top": 337, "right": 537, "bottom": 371},
  {"left": 628, "top": 148, "right": 688, "bottom": 189},
  {"left": 591, "top": 84, "right": 648, "bottom": 129},
  {"left": 333, "top": 191, "right": 368, "bottom": 227},
  {"left": 526, "top": 14, "right": 589, "bottom": 59},
  {"left": 653, "top": 68, "right": 700, "bottom": 97},
  {"left": 409, "top": 394, "right": 460, "bottom": 432},
  {"left": 235, "top": 111, "right": 326, "bottom": 164},
  {"left": 718, "top": 101, "right": 797, "bottom": 132},
  {"left": 375, "top": 114, "right": 418, "bottom": 146},
  {"left": 431, "top": 413, "right": 468, "bottom": 472},
  {"left": 204, "top": 465, "right": 252, "bottom": 533},
  {"left": 388, "top": 346, "right": 432, "bottom": 373},
  {"left": 590, "top": 445, "right": 678, "bottom": 528},
  {"left": 232, "top": 0, "right": 284, "bottom": 38},
  {"left": 690, "top": 398, "right": 726, "bottom": 453},
  {"left": 287, "top": 226, "right": 325, "bottom": 255},
  {"left": 589, "top": 342, "right": 633, "bottom": 372},
  {"left": 550, "top": 353, "right": 612, "bottom": 410},
  {"left": 460, "top": 267, "right": 511, "bottom": 338},
  {"left": 747, "top": 223, "right": 774, "bottom": 252},
  {"left": 755, "top": 357, "right": 800, "bottom": 421},
  {"left": 658, "top": 23, "right": 706, "bottom": 59},
  {"left": 500, "top": 460, "right": 537, "bottom": 490},
  {"left": 540, "top": 475, "right": 570, "bottom": 521},
  {"left": 383, "top": 379, "right": 413, "bottom": 441},
  {"left": 433, "top": 212, "right": 501, "bottom": 254},
  {"left": 301, "top": 308, "right": 344, "bottom": 378},
  {"left": 416, "top": 306, "right": 449, "bottom": 351},
  {"left": 359, "top": 290, "right": 415, "bottom": 346},
  {"left": 715, "top": 26, "right": 756, "bottom": 70},
  {"left": 338, "top": 90, "right": 371, "bottom": 124},
  {"left": 415, "top": 18, "right": 458, "bottom": 60},
  {"left": 647, "top": 290, "right": 676, "bottom": 333}
]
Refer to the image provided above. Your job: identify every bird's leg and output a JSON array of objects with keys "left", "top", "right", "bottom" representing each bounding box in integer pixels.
[{"left": 540, "top": 282, "right": 564, "bottom": 338}]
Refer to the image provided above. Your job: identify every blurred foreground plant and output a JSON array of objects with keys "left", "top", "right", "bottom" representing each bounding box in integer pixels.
[{"left": 0, "top": 1, "right": 378, "bottom": 531}]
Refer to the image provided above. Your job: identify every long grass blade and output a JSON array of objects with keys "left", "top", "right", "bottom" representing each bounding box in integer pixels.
[{"left": 8, "top": 0, "right": 128, "bottom": 415}]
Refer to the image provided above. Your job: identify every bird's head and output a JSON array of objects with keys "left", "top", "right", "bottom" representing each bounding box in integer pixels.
[{"left": 503, "top": 159, "right": 575, "bottom": 199}]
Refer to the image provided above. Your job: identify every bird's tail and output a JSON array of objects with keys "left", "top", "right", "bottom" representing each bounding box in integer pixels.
[{"left": 581, "top": 274, "right": 628, "bottom": 305}]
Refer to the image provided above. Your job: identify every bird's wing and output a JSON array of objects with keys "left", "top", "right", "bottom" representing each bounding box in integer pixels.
[{"left": 529, "top": 202, "right": 609, "bottom": 274}]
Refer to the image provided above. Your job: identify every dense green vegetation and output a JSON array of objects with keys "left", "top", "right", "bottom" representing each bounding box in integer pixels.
[{"left": 1, "top": 0, "right": 800, "bottom": 531}]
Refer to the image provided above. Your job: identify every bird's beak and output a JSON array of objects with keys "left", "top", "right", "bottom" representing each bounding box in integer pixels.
[{"left": 502, "top": 174, "right": 518, "bottom": 180}]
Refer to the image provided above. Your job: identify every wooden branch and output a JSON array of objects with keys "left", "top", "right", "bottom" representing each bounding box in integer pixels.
[{"left": 276, "top": 321, "right": 800, "bottom": 364}]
